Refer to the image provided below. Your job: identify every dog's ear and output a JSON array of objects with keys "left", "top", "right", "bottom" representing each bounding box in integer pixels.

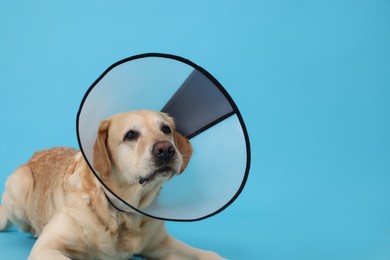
[
  {"left": 174, "top": 132, "right": 193, "bottom": 173},
  {"left": 93, "top": 120, "right": 111, "bottom": 180}
]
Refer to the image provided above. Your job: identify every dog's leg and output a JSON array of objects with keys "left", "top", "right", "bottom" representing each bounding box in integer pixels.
[
  {"left": 29, "top": 212, "right": 84, "bottom": 260},
  {"left": 29, "top": 246, "right": 71, "bottom": 260},
  {"left": 1, "top": 165, "right": 34, "bottom": 234},
  {"left": 0, "top": 205, "right": 11, "bottom": 231},
  {"left": 143, "top": 235, "right": 225, "bottom": 260}
]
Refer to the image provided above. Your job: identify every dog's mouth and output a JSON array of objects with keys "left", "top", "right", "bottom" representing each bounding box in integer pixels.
[{"left": 139, "top": 166, "right": 175, "bottom": 185}]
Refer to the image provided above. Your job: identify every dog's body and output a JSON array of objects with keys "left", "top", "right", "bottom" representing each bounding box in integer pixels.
[{"left": 0, "top": 110, "right": 222, "bottom": 260}]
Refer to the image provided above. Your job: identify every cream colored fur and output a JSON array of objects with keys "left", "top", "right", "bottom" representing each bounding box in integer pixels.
[{"left": 0, "top": 110, "right": 223, "bottom": 260}]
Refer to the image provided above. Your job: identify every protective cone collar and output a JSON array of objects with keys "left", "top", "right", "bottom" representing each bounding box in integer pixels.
[{"left": 77, "top": 53, "right": 251, "bottom": 221}]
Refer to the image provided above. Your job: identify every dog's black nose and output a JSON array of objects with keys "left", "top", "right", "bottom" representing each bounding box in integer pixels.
[{"left": 153, "top": 141, "right": 175, "bottom": 162}]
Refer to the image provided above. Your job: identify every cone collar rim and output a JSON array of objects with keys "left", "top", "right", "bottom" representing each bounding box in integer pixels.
[{"left": 76, "top": 53, "right": 251, "bottom": 221}]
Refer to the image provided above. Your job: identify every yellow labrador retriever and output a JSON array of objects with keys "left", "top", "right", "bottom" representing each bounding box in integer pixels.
[{"left": 0, "top": 110, "right": 223, "bottom": 260}]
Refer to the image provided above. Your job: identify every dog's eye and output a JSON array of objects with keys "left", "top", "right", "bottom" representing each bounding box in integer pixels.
[
  {"left": 161, "top": 125, "right": 172, "bottom": 134},
  {"left": 124, "top": 130, "right": 139, "bottom": 141}
]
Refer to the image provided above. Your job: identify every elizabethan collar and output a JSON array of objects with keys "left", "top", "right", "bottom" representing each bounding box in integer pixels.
[{"left": 77, "top": 53, "right": 250, "bottom": 221}]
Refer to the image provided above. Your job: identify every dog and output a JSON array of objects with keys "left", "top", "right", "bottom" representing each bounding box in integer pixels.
[{"left": 0, "top": 110, "right": 223, "bottom": 259}]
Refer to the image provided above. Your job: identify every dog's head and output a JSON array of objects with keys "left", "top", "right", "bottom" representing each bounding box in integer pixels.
[{"left": 93, "top": 110, "right": 192, "bottom": 191}]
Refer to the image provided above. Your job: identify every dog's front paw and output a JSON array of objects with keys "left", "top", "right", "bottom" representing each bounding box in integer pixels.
[{"left": 199, "top": 250, "right": 227, "bottom": 260}]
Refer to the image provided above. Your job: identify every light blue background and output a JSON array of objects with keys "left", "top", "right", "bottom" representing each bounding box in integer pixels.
[{"left": 1, "top": 1, "right": 389, "bottom": 259}]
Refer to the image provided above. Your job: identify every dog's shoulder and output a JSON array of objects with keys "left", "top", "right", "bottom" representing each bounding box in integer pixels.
[{"left": 27, "top": 147, "right": 79, "bottom": 176}]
